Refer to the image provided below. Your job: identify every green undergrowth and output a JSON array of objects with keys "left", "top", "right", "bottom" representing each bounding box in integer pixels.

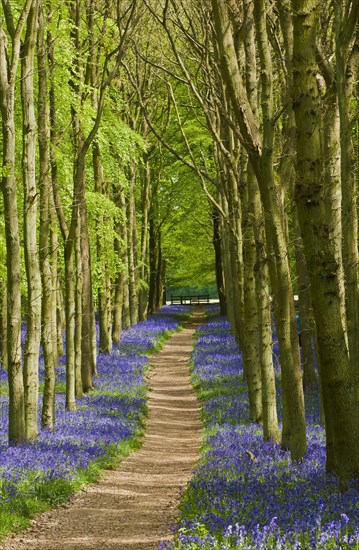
[
  {"left": 191, "top": 374, "right": 248, "bottom": 403},
  {"left": 0, "top": 435, "right": 143, "bottom": 540},
  {"left": 147, "top": 327, "right": 182, "bottom": 355}
]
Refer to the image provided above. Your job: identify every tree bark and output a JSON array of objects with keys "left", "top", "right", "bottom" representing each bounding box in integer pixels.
[
  {"left": 64, "top": 245, "right": 76, "bottom": 411},
  {"left": 47, "top": 30, "right": 64, "bottom": 362},
  {"left": 295, "top": 227, "right": 318, "bottom": 389},
  {"left": 56, "top": 269, "right": 65, "bottom": 358},
  {"left": 277, "top": 0, "right": 318, "bottom": 391},
  {"left": 21, "top": 0, "right": 41, "bottom": 441},
  {"left": 121, "top": 190, "right": 131, "bottom": 327},
  {"left": 212, "top": 207, "right": 227, "bottom": 315},
  {"left": 148, "top": 216, "right": 157, "bottom": 315},
  {"left": 93, "top": 142, "right": 113, "bottom": 353},
  {"left": 0, "top": 282, "right": 7, "bottom": 370},
  {"left": 241, "top": 168, "right": 263, "bottom": 424},
  {"left": 74, "top": 217, "right": 83, "bottom": 398},
  {"left": 38, "top": 1, "right": 57, "bottom": 430},
  {"left": 252, "top": 189, "right": 279, "bottom": 441},
  {"left": 112, "top": 184, "right": 125, "bottom": 342},
  {"left": 335, "top": 4, "right": 359, "bottom": 377},
  {"left": 242, "top": 0, "right": 278, "bottom": 439},
  {"left": 127, "top": 166, "right": 139, "bottom": 325},
  {"left": 0, "top": 1, "right": 34, "bottom": 444},
  {"left": 292, "top": 0, "right": 359, "bottom": 482},
  {"left": 138, "top": 155, "right": 151, "bottom": 321}
]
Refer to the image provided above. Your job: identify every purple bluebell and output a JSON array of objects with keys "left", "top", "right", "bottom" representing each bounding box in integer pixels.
[
  {"left": 162, "top": 309, "right": 359, "bottom": 549},
  {"left": 0, "top": 306, "right": 183, "bottom": 517}
]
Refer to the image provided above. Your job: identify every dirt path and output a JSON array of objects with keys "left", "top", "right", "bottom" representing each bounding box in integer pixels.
[{"left": 2, "top": 311, "right": 203, "bottom": 550}]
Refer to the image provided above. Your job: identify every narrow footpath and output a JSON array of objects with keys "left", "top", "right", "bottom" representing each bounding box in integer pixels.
[{"left": 2, "top": 311, "right": 203, "bottom": 550}]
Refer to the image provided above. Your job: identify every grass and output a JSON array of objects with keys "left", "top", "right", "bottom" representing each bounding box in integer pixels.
[
  {"left": 0, "top": 306, "right": 186, "bottom": 542},
  {"left": 0, "top": 436, "right": 143, "bottom": 539}
]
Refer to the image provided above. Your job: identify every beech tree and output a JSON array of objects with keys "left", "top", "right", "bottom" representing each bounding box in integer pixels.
[
  {"left": 292, "top": 0, "right": 359, "bottom": 483},
  {"left": 37, "top": 0, "right": 58, "bottom": 431},
  {"left": 21, "top": 0, "right": 41, "bottom": 440},
  {"left": 0, "top": 0, "right": 33, "bottom": 443}
]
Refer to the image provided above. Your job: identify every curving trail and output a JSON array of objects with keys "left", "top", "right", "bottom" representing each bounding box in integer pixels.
[{"left": 2, "top": 311, "right": 203, "bottom": 550}]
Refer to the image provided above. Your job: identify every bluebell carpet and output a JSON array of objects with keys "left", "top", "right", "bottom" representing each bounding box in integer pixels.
[
  {"left": 0, "top": 306, "right": 185, "bottom": 526},
  {"left": 161, "top": 309, "right": 359, "bottom": 549}
]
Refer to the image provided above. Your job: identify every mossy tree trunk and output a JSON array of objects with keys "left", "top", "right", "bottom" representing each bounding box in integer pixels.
[
  {"left": 38, "top": 1, "right": 58, "bottom": 430},
  {"left": 127, "top": 166, "right": 139, "bottom": 325},
  {"left": 335, "top": 3, "right": 359, "bottom": 378},
  {"left": 292, "top": 0, "right": 359, "bottom": 482},
  {"left": 0, "top": 282, "right": 7, "bottom": 370},
  {"left": 138, "top": 155, "right": 151, "bottom": 321},
  {"left": 93, "top": 142, "right": 113, "bottom": 353},
  {"left": 112, "top": 182, "right": 126, "bottom": 342},
  {"left": 212, "top": 207, "right": 227, "bottom": 316},
  {"left": 0, "top": 0, "right": 34, "bottom": 444},
  {"left": 121, "top": 188, "right": 131, "bottom": 328}
]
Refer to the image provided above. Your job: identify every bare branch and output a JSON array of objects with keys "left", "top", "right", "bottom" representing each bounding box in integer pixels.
[
  {"left": 340, "top": 0, "right": 359, "bottom": 56},
  {"left": 1, "top": 0, "right": 15, "bottom": 38},
  {"left": 167, "top": 81, "right": 227, "bottom": 219},
  {"left": 122, "top": 60, "right": 220, "bottom": 188}
]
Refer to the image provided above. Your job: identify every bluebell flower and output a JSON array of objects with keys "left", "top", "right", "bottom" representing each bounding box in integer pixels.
[
  {"left": 161, "top": 309, "right": 359, "bottom": 549},
  {"left": 0, "top": 307, "right": 183, "bottom": 519}
]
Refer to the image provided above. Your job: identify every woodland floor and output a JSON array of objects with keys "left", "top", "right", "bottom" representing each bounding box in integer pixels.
[{"left": 1, "top": 311, "right": 203, "bottom": 550}]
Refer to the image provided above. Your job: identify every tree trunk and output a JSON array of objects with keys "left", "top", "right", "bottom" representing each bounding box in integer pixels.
[
  {"left": 38, "top": 2, "right": 57, "bottom": 430},
  {"left": 292, "top": 0, "right": 359, "bottom": 482},
  {"left": 252, "top": 196, "right": 279, "bottom": 442},
  {"left": 113, "top": 187, "right": 125, "bottom": 342},
  {"left": 324, "top": 93, "right": 348, "bottom": 343},
  {"left": 218, "top": 192, "right": 236, "bottom": 329},
  {"left": 138, "top": 156, "right": 151, "bottom": 321},
  {"left": 0, "top": 7, "right": 31, "bottom": 444},
  {"left": 112, "top": 270, "right": 124, "bottom": 343},
  {"left": 56, "top": 276, "right": 65, "bottom": 358},
  {"left": 93, "top": 142, "right": 112, "bottom": 353},
  {"left": 21, "top": 0, "right": 41, "bottom": 441},
  {"left": 74, "top": 217, "right": 83, "bottom": 398},
  {"left": 64, "top": 246, "right": 76, "bottom": 411},
  {"left": 277, "top": 0, "right": 317, "bottom": 392},
  {"left": 216, "top": 0, "right": 301, "bottom": 452},
  {"left": 214, "top": 110, "right": 239, "bottom": 334},
  {"left": 148, "top": 216, "right": 157, "bottom": 315},
  {"left": 335, "top": 6, "right": 359, "bottom": 377},
  {"left": 127, "top": 166, "right": 139, "bottom": 325},
  {"left": 48, "top": 31, "right": 64, "bottom": 361},
  {"left": 212, "top": 207, "right": 227, "bottom": 315},
  {"left": 241, "top": 164, "right": 263, "bottom": 424},
  {"left": 212, "top": 0, "right": 306, "bottom": 460},
  {"left": 225, "top": 148, "right": 245, "bottom": 347},
  {"left": 80, "top": 192, "right": 94, "bottom": 391},
  {"left": 157, "top": 246, "right": 166, "bottom": 310},
  {"left": 121, "top": 190, "right": 131, "bottom": 327},
  {"left": 294, "top": 225, "right": 318, "bottom": 389},
  {"left": 0, "top": 282, "right": 7, "bottom": 370},
  {"left": 242, "top": 1, "right": 279, "bottom": 439}
]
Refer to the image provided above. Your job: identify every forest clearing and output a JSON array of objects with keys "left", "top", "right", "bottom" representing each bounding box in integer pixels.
[{"left": 0, "top": 0, "right": 359, "bottom": 548}]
